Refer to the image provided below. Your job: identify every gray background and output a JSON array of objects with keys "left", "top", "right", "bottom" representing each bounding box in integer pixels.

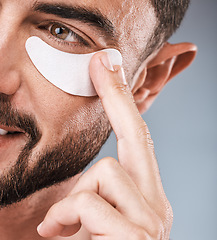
[{"left": 90, "top": 1, "right": 217, "bottom": 239}]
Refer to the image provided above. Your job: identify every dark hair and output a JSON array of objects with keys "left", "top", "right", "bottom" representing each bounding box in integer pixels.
[{"left": 141, "top": 0, "right": 190, "bottom": 60}]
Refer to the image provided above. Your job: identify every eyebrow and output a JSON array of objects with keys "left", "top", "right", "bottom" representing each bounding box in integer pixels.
[{"left": 33, "top": 2, "right": 116, "bottom": 40}]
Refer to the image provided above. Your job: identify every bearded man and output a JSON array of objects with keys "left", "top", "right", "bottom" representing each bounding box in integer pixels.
[{"left": 0, "top": 0, "right": 196, "bottom": 239}]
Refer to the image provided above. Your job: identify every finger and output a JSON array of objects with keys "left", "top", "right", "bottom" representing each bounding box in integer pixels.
[
  {"left": 89, "top": 52, "right": 164, "bottom": 203},
  {"left": 69, "top": 157, "right": 157, "bottom": 231},
  {"left": 37, "top": 191, "right": 149, "bottom": 239}
]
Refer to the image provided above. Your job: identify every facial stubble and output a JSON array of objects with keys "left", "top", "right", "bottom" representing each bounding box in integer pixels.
[{"left": 0, "top": 93, "right": 111, "bottom": 208}]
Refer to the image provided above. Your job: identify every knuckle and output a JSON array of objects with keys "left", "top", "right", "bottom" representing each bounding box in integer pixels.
[
  {"left": 162, "top": 199, "right": 174, "bottom": 230},
  {"left": 166, "top": 200, "right": 174, "bottom": 223},
  {"left": 94, "top": 157, "right": 118, "bottom": 173},
  {"left": 46, "top": 203, "right": 58, "bottom": 219},
  {"left": 158, "top": 196, "right": 174, "bottom": 224},
  {"left": 88, "top": 157, "right": 120, "bottom": 187},
  {"left": 135, "top": 123, "right": 154, "bottom": 147},
  {"left": 149, "top": 216, "right": 164, "bottom": 239},
  {"left": 135, "top": 124, "right": 148, "bottom": 141},
  {"left": 75, "top": 190, "right": 96, "bottom": 204},
  {"left": 111, "top": 81, "right": 131, "bottom": 96},
  {"left": 152, "top": 198, "right": 173, "bottom": 239},
  {"left": 130, "top": 226, "right": 149, "bottom": 240}
]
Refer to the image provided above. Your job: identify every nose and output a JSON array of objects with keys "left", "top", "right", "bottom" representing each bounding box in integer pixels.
[
  {"left": 0, "top": 69, "right": 21, "bottom": 96},
  {"left": 0, "top": 37, "right": 22, "bottom": 96},
  {"left": 0, "top": 26, "right": 22, "bottom": 96}
]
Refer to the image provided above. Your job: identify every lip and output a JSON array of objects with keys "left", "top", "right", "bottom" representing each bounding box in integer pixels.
[
  {"left": 0, "top": 125, "right": 28, "bottom": 155},
  {"left": 0, "top": 135, "right": 27, "bottom": 162},
  {"left": 0, "top": 134, "right": 29, "bottom": 170},
  {"left": 0, "top": 124, "right": 25, "bottom": 134}
]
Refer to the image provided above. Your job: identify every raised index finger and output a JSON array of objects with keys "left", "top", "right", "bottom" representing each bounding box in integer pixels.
[{"left": 89, "top": 52, "right": 164, "bottom": 202}]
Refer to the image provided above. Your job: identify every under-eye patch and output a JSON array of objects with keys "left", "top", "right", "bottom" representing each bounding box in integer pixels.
[{"left": 25, "top": 36, "right": 122, "bottom": 97}]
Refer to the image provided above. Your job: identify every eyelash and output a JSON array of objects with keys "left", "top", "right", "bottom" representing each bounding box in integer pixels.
[{"left": 38, "top": 22, "right": 90, "bottom": 48}]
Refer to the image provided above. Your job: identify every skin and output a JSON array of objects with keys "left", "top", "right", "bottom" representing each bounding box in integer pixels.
[{"left": 0, "top": 0, "right": 197, "bottom": 239}]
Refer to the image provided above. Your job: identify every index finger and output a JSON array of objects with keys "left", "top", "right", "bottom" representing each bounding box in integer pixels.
[{"left": 89, "top": 52, "right": 164, "bottom": 203}]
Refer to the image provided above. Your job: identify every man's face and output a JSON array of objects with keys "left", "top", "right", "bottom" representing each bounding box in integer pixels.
[{"left": 0, "top": 0, "right": 156, "bottom": 207}]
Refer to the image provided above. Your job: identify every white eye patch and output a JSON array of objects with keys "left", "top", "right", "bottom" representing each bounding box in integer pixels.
[{"left": 25, "top": 36, "right": 122, "bottom": 97}]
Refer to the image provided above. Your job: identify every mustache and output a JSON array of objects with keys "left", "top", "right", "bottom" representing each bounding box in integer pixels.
[{"left": 0, "top": 93, "right": 42, "bottom": 143}]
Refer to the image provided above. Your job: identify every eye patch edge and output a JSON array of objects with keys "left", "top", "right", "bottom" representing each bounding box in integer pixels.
[{"left": 25, "top": 36, "right": 123, "bottom": 97}]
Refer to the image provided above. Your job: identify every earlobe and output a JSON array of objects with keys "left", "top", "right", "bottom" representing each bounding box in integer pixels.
[{"left": 133, "top": 42, "right": 197, "bottom": 114}]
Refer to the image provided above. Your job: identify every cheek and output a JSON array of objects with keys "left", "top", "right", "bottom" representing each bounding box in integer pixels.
[
  {"left": 65, "top": 98, "right": 106, "bottom": 132},
  {"left": 20, "top": 59, "right": 106, "bottom": 143},
  {"left": 36, "top": 91, "right": 104, "bottom": 143}
]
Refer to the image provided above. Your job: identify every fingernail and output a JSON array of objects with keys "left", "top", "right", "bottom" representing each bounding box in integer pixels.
[
  {"left": 100, "top": 53, "right": 114, "bottom": 71},
  {"left": 37, "top": 221, "right": 44, "bottom": 234},
  {"left": 114, "top": 66, "right": 127, "bottom": 85},
  {"left": 119, "top": 67, "right": 127, "bottom": 85}
]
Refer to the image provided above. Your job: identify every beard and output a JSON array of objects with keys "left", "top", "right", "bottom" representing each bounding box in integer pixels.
[{"left": 0, "top": 93, "right": 111, "bottom": 208}]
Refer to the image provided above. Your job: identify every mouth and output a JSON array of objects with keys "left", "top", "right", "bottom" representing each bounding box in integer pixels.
[
  {"left": 0, "top": 125, "right": 26, "bottom": 136},
  {"left": 0, "top": 125, "right": 28, "bottom": 149},
  {"left": 0, "top": 125, "right": 29, "bottom": 169},
  {"left": 0, "top": 129, "right": 23, "bottom": 136}
]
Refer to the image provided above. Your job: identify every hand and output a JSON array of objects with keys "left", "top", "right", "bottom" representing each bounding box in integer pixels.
[{"left": 37, "top": 52, "right": 173, "bottom": 239}]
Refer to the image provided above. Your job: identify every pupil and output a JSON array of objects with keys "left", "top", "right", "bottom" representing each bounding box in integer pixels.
[
  {"left": 51, "top": 24, "right": 69, "bottom": 40},
  {"left": 55, "top": 27, "right": 64, "bottom": 35}
]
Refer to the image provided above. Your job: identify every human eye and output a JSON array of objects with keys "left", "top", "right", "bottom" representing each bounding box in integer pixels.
[{"left": 39, "top": 22, "right": 91, "bottom": 48}]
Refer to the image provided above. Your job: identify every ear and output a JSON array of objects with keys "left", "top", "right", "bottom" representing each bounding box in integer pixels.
[{"left": 132, "top": 42, "right": 197, "bottom": 114}]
